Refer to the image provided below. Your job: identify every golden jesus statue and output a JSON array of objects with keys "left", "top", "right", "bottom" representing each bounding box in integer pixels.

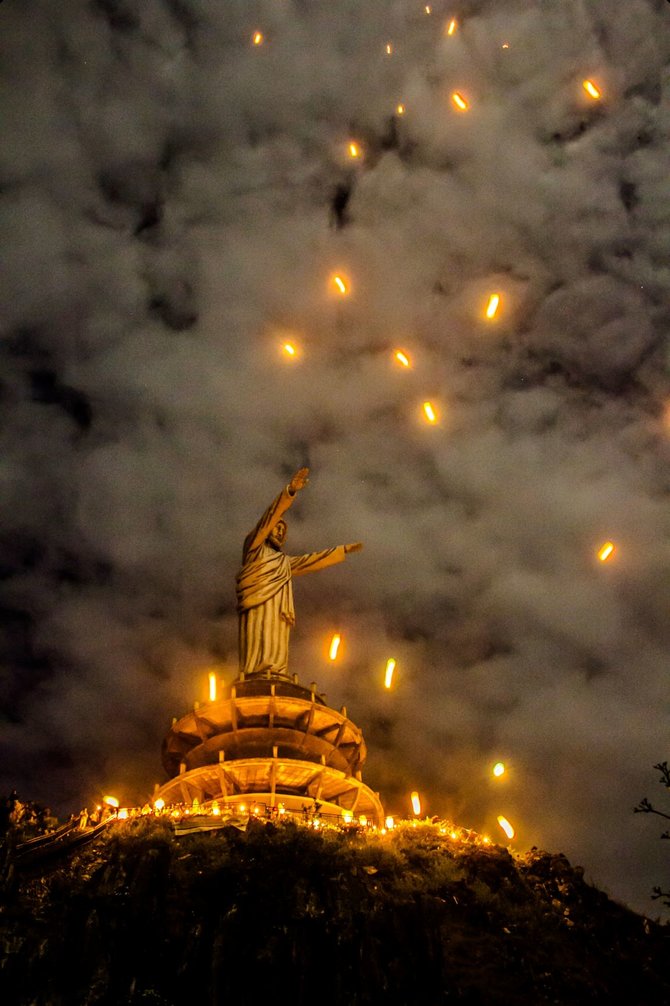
[{"left": 236, "top": 467, "right": 363, "bottom": 676}]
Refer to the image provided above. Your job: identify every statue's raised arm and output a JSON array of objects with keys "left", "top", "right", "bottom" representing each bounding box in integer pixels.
[{"left": 236, "top": 468, "right": 363, "bottom": 677}]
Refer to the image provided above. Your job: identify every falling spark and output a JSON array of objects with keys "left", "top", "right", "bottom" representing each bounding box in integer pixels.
[
  {"left": 329, "top": 633, "right": 341, "bottom": 660},
  {"left": 333, "top": 274, "right": 348, "bottom": 295},
  {"left": 348, "top": 141, "right": 361, "bottom": 159},
  {"left": 598, "top": 541, "right": 615, "bottom": 562},
  {"left": 384, "top": 658, "right": 396, "bottom": 689},
  {"left": 208, "top": 671, "right": 217, "bottom": 702},
  {"left": 103, "top": 795, "right": 119, "bottom": 808},
  {"left": 385, "top": 816, "right": 395, "bottom": 830},
  {"left": 486, "top": 293, "right": 501, "bottom": 319},
  {"left": 583, "top": 79, "right": 601, "bottom": 100},
  {"left": 385, "top": 43, "right": 393, "bottom": 55},
  {"left": 497, "top": 815, "right": 515, "bottom": 840},
  {"left": 154, "top": 798, "right": 165, "bottom": 812},
  {"left": 493, "top": 762, "right": 506, "bottom": 777},
  {"left": 447, "top": 18, "right": 457, "bottom": 35},
  {"left": 423, "top": 401, "right": 437, "bottom": 424},
  {"left": 282, "top": 341, "right": 299, "bottom": 360},
  {"left": 451, "top": 91, "right": 469, "bottom": 111},
  {"left": 396, "top": 103, "right": 406, "bottom": 116},
  {"left": 424, "top": 5, "right": 432, "bottom": 13},
  {"left": 501, "top": 42, "right": 510, "bottom": 49},
  {"left": 410, "top": 791, "right": 421, "bottom": 815},
  {"left": 252, "top": 31, "right": 263, "bottom": 46},
  {"left": 394, "top": 349, "right": 411, "bottom": 368}
]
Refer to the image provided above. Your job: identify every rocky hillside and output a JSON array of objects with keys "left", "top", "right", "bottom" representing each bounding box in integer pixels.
[{"left": 1, "top": 817, "right": 668, "bottom": 1005}]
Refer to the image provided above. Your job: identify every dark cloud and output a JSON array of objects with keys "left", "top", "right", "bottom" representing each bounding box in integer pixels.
[{"left": 1, "top": 0, "right": 669, "bottom": 915}]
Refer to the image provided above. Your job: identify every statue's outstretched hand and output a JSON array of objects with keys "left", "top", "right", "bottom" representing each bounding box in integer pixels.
[
  {"left": 344, "top": 542, "right": 363, "bottom": 554},
  {"left": 289, "top": 467, "right": 310, "bottom": 494}
]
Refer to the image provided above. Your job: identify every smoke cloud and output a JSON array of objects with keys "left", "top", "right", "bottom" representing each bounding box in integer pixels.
[{"left": 1, "top": 0, "right": 669, "bottom": 914}]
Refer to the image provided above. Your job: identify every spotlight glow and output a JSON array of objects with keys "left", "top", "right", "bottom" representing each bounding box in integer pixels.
[{"left": 493, "top": 762, "right": 505, "bottom": 777}]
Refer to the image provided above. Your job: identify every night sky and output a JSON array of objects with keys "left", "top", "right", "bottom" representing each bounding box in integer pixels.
[{"left": 1, "top": 0, "right": 669, "bottom": 916}]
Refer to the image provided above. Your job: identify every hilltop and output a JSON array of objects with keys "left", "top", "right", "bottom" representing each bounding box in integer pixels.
[{"left": 1, "top": 816, "right": 668, "bottom": 1005}]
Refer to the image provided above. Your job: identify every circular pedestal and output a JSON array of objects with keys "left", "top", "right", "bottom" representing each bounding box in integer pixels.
[{"left": 155, "top": 755, "right": 384, "bottom": 824}]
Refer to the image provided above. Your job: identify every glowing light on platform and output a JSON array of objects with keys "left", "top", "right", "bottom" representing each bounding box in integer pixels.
[
  {"left": 385, "top": 816, "right": 395, "bottom": 830},
  {"left": 493, "top": 762, "right": 505, "bottom": 777},
  {"left": 154, "top": 798, "right": 165, "bottom": 813},
  {"left": 333, "top": 274, "right": 348, "bottom": 295},
  {"left": 359, "top": 815, "right": 368, "bottom": 826},
  {"left": 396, "top": 103, "right": 406, "bottom": 116},
  {"left": 343, "top": 812, "right": 353, "bottom": 824},
  {"left": 485, "top": 293, "right": 501, "bottom": 319},
  {"left": 446, "top": 18, "right": 457, "bottom": 35},
  {"left": 451, "top": 91, "right": 469, "bottom": 111},
  {"left": 384, "top": 658, "right": 396, "bottom": 689},
  {"left": 211, "top": 801, "right": 221, "bottom": 816},
  {"left": 583, "top": 79, "right": 601, "bottom": 100},
  {"left": 348, "top": 141, "right": 362, "bottom": 159},
  {"left": 497, "top": 815, "right": 515, "bottom": 840},
  {"left": 208, "top": 672, "right": 217, "bottom": 702},
  {"left": 410, "top": 790, "right": 422, "bottom": 815},
  {"left": 252, "top": 31, "right": 263, "bottom": 46},
  {"left": 422, "top": 401, "right": 437, "bottom": 424},
  {"left": 118, "top": 808, "right": 129, "bottom": 820},
  {"left": 598, "top": 541, "right": 615, "bottom": 562},
  {"left": 103, "top": 795, "right": 119, "bottom": 808},
  {"left": 329, "top": 633, "right": 341, "bottom": 660}
]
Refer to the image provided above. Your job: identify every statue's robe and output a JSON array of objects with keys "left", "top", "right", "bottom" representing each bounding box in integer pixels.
[{"left": 236, "top": 485, "right": 345, "bottom": 675}]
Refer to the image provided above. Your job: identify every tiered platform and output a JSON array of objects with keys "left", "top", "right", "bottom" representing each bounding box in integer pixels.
[{"left": 155, "top": 674, "right": 384, "bottom": 823}]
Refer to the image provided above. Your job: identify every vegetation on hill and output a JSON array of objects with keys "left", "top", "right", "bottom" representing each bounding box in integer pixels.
[{"left": 1, "top": 816, "right": 668, "bottom": 1005}]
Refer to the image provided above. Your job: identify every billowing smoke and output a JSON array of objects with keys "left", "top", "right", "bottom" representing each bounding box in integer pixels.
[{"left": 1, "top": 0, "right": 669, "bottom": 914}]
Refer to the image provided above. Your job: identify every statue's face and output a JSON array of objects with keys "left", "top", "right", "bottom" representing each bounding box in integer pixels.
[{"left": 269, "top": 520, "right": 287, "bottom": 548}]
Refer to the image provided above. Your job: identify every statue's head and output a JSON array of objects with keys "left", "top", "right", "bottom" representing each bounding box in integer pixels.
[{"left": 269, "top": 519, "right": 287, "bottom": 548}]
